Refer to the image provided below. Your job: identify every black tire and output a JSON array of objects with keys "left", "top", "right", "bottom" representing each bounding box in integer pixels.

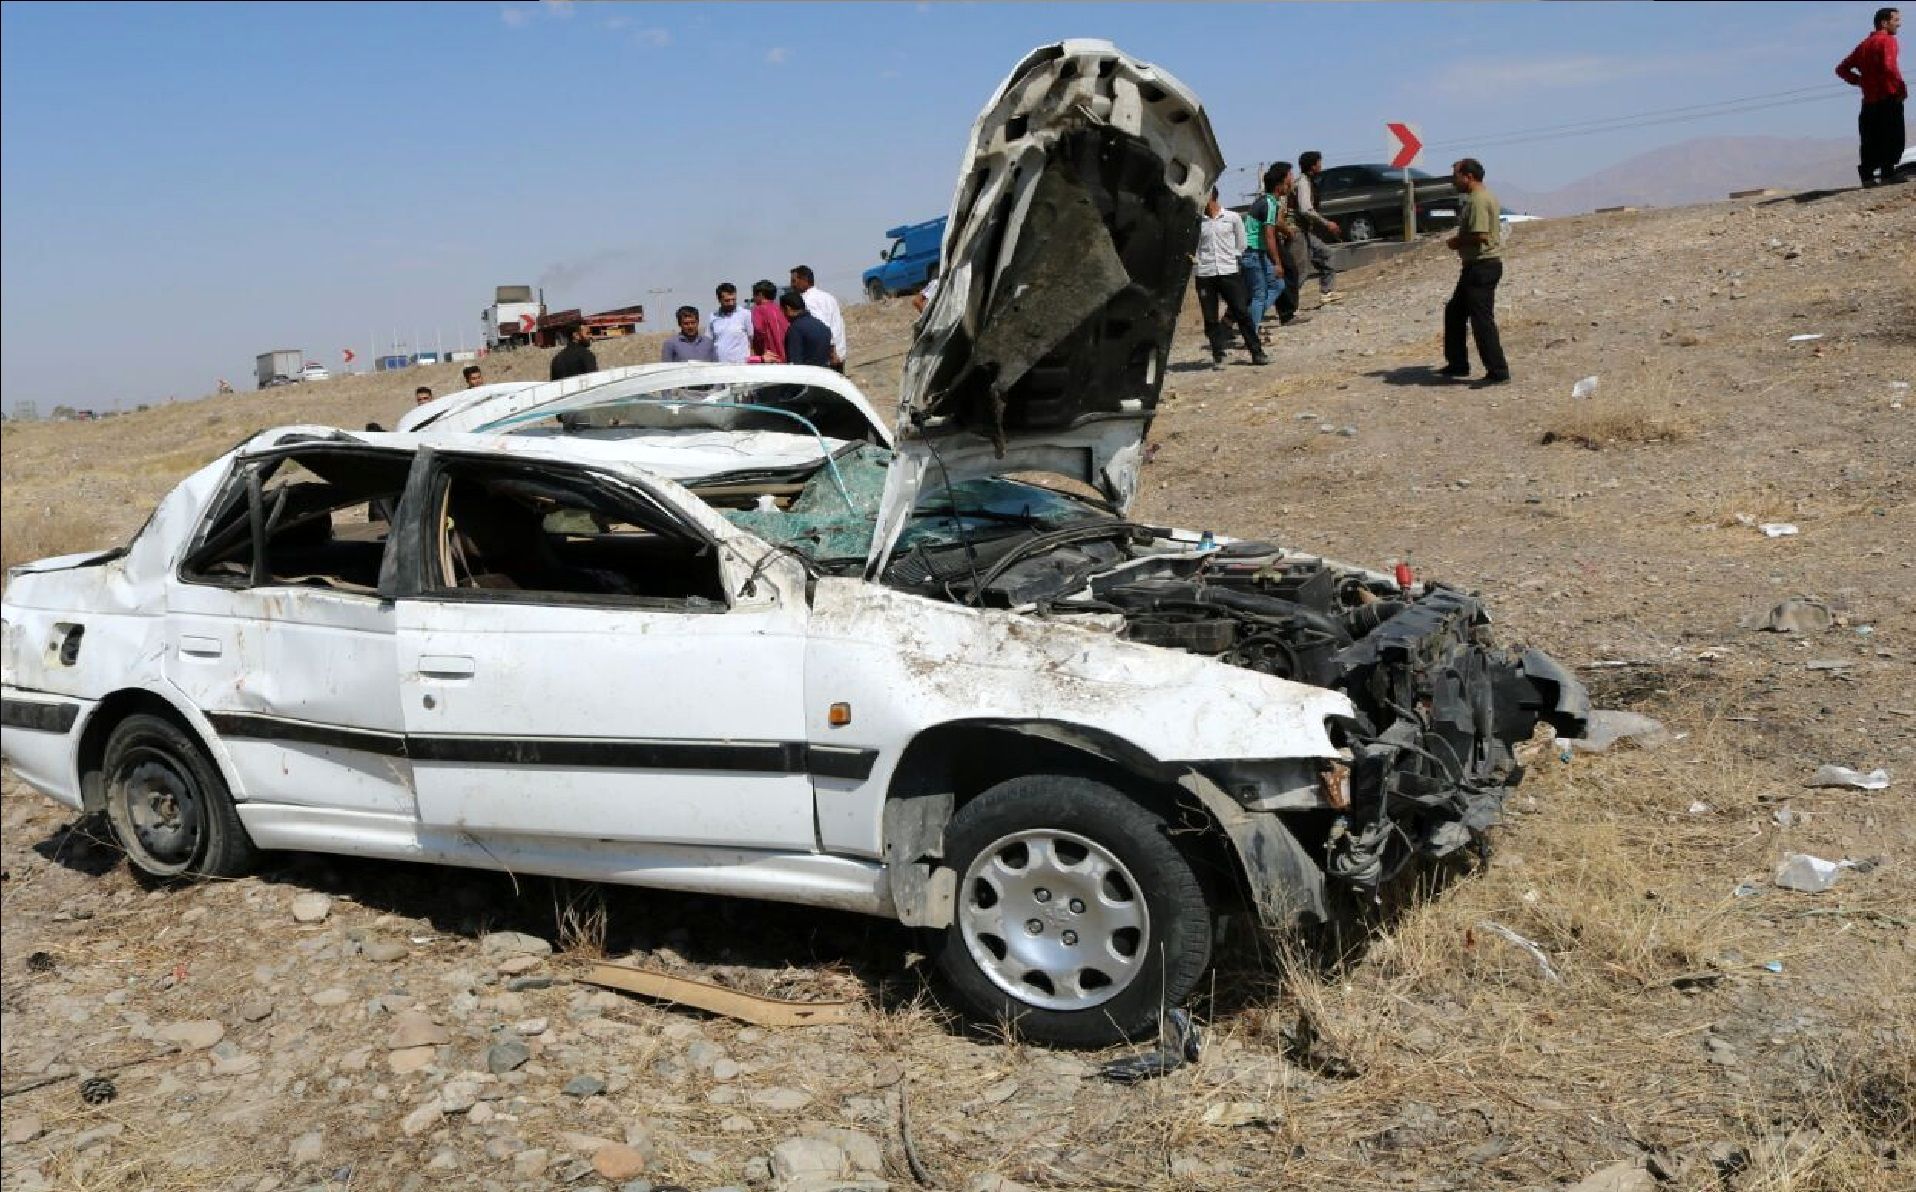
[
  {"left": 865, "top": 279, "right": 887, "bottom": 303},
  {"left": 937, "top": 775, "right": 1214, "bottom": 1048},
  {"left": 102, "top": 713, "right": 257, "bottom": 880},
  {"left": 1348, "top": 215, "right": 1377, "bottom": 243}
]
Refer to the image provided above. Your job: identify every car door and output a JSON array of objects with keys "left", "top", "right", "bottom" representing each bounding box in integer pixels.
[
  {"left": 166, "top": 443, "right": 417, "bottom": 816},
  {"left": 391, "top": 449, "right": 819, "bottom": 852}
]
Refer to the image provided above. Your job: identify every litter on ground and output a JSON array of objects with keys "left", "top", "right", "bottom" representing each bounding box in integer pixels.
[
  {"left": 1774, "top": 853, "right": 1844, "bottom": 893},
  {"left": 1808, "top": 765, "right": 1891, "bottom": 790}
]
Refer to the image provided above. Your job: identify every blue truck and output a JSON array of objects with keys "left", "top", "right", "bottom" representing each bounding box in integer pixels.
[{"left": 861, "top": 217, "right": 946, "bottom": 300}]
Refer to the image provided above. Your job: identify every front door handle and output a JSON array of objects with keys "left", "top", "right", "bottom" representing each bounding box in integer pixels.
[
  {"left": 417, "top": 655, "right": 476, "bottom": 680},
  {"left": 179, "top": 635, "right": 223, "bottom": 659}
]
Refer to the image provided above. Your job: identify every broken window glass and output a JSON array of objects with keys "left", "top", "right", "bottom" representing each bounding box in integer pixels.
[{"left": 182, "top": 448, "right": 413, "bottom": 593}]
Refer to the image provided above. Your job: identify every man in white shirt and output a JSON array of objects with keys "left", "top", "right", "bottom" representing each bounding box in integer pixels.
[
  {"left": 1194, "top": 188, "right": 1268, "bottom": 368},
  {"left": 789, "top": 265, "right": 847, "bottom": 371},
  {"left": 709, "top": 283, "right": 753, "bottom": 364}
]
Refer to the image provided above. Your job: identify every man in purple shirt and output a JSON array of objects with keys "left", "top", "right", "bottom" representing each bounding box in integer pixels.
[{"left": 661, "top": 305, "right": 717, "bottom": 363}]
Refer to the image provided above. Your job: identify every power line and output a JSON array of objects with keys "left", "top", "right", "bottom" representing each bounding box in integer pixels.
[{"left": 1315, "top": 83, "right": 1853, "bottom": 163}]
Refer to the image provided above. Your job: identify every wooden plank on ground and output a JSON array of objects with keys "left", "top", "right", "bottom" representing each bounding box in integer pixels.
[{"left": 580, "top": 961, "right": 858, "bottom": 1028}]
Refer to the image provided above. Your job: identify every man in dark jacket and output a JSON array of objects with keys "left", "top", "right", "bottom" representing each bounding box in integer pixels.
[
  {"left": 549, "top": 325, "right": 599, "bottom": 381},
  {"left": 780, "top": 290, "right": 833, "bottom": 367},
  {"left": 1837, "top": 8, "right": 1906, "bottom": 186}
]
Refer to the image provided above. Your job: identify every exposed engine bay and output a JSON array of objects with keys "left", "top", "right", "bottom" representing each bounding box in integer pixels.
[{"left": 881, "top": 489, "right": 1590, "bottom": 896}]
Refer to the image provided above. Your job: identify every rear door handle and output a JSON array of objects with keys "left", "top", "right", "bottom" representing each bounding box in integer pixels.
[
  {"left": 417, "top": 655, "right": 476, "bottom": 680},
  {"left": 179, "top": 636, "right": 223, "bottom": 659}
]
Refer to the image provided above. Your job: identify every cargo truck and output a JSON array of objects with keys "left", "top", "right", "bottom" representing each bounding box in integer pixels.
[
  {"left": 483, "top": 285, "right": 545, "bottom": 350},
  {"left": 255, "top": 349, "right": 303, "bottom": 390}
]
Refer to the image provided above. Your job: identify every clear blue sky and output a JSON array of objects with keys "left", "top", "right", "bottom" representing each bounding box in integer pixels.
[{"left": 0, "top": 1, "right": 1871, "bottom": 412}]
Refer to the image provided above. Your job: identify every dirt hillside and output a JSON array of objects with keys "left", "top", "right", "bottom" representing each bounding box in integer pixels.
[{"left": 2, "top": 184, "right": 1913, "bottom": 1192}]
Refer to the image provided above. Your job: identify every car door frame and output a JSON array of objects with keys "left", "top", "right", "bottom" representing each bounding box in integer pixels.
[
  {"left": 383, "top": 445, "right": 833, "bottom": 853},
  {"left": 164, "top": 438, "right": 419, "bottom": 817}
]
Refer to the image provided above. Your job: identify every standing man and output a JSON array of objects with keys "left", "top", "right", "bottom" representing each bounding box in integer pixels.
[
  {"left": 1194, "top": 187, "right": 1269, "bottom": 368},
  {"left": 1438, "top": 158, "right": 1510, "bottom": 387},
  {"left": 1239, "top": 164, "right": 1289, "bottom": 338},
  {"left": 1265, "top": 162, "right": 1310, "bottom": 328},
  {"left": 662, "top": 306, "right": 718, "bottom": 363},
  {"left": 779, "top": 290, "right": 834, "bottom": 368},
  {"left": 462, "top": 364, "right": 485, "bottom": 389},
  {"left": 1837, "top": 8, "right": 1906, "bottom": 187},
  {"left": 710, "top": 283, "right": 753, "bottom": 364},
  {"left": 789, "top": 266, "right": 847, "bottom": 370},
  {"left": 414, "top": 385, "right": 434, "bottom": 406},
  {"left": 748, "top": 279, "right": 789, "bottom": 362},
  {"left": 550, "top": 324, "right": 600, "bottom": 380},
  {"left": 1292, "top": 151, "right": 1344, "bottom": 305}
]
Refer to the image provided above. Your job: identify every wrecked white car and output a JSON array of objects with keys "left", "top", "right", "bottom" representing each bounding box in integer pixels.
[{"left": 1, "top": 41, "right": 1585, "bottom": 1046}]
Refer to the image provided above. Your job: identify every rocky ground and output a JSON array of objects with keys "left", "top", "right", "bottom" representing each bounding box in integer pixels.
[{"left": 2, "top": 183, "right": 1913, "bottom": 1192}]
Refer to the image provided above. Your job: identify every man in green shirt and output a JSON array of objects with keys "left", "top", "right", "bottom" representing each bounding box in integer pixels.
[{"left": 1439, "top": 157, "right": 1510, "bottom": 386}]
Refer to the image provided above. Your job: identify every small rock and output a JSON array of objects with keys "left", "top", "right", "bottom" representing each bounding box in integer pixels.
[
  {"left": 400, "top": 1100, "right": 442, "bottom": 1138},
  {"left": 687, "top": 1040, "right": 727, "bottom": 1070},
  {"left": 480, "top": 932, "right": 552, "bottom": 958},
  {"left": 239, "top": 998, "right": 275, "bottom": 1023},
  {"left": 513, "top": 1148, "right": 550, "bottom": 1179},
  {"left": 593, "top": 1143, "right": 648, "bottom": 1181},
  {"left": 388, "top": 1046, "right": 437, "bottom": 1075},
  {"left": 468, "top": 1102, "right": 495, "bottom": 1126},
  {"left": 719, "top": 1115, "right": 754, "bottom": 1133},
  {"left": 386, "top": 1012, "right": 449, "bottom": 1050},
  {"left": 289, "top": 1132, "right": 325, "bottom": 1165},
  {"left": 486, "top": 1040, "right": 531, "bottom": 1075},
  {"left": 438, "top": 1079, "right": 483, "bottom": 1114},
  {"left": 311, "top": 988, "right": 352, "bottom": 1007},
  {"left": 427, "top": 1150, "right": 456, "bottom": 1172},
  {"left": 749, "top": 1086, "right": 812, "bottom": 1111},
  {"left": 505, "top": 975, "right": 554, "bottom": 992},
  {"left": 513, "top": 1018, "right": 549, "bottom": 1036},
  {"left": 965, "top": 1177, "right": 1034, "bottom": 1192},
  {"left": 3, "top": 1113, "right": 44, "bottom": 1145},
  {"left": 802, "top": 1127, "right": 884, "bottom": 1174},
  {"left": 157, "top": 1020, "right": 225, "bottom": 1051},
  {"left": 772, "top": 1137, "right": 848, "bottom": 1182},
  {"left": 621, "top": 1182, "right": 655, "bottom": 1192},
  {"left": 496, "top": 955, "right": 543, "bottom": 976},
  {"left": 363, "top": 941, "right": 409, "bottom": 963},
  {"left": 1569, "top": 1160, "right": 1657, "bottom": 1192},
  {"left": 563, "top": 1075, "right": 607, "bottom": 1097},
  {"left": 711, "top": 1058, "right": 742, "bottom": 1082},
  {"left": 290, "top": 894, "right": 333, "bottom": 924}
]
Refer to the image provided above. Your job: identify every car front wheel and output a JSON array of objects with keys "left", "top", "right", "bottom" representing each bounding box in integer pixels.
[
  {"left": 866, "top": 279, "right": 887, "bottom": 302},
  {"left": 102, "top": 713, "right": 257, "bottom": 880},
  {"left": 937, "top": 775, "right": 1214, "bottom": 1048}
]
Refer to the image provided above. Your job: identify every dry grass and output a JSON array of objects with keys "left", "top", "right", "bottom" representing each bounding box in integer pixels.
[{"left": 1540, "top": 369, "right": 1699, "bottom": 450}]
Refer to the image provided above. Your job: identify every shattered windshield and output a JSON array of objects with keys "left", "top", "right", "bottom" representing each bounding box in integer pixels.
[
  {"left": 896, "top": 476, "right": 1113, "bottom": 550},
  {"left": 715, "top": 443, "right": 892, "bottom": 566}
]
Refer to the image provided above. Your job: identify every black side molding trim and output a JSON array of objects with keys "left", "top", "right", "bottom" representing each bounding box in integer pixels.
[
  {"left": 206, "top": 712, "right": 410, "bottom": 758},
  {"left": 1, "top": 698, "right": 81, "bottom": 734},
  {"left": 201, "top": 712, "right": 880, "bottom": 781}
]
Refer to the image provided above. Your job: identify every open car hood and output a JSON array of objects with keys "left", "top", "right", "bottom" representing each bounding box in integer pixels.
[
  {"left": 889, "top": 40, "right": 1222, "bottom": 517},
  {"left": 396, "top": 363, "right": 893, "bottom": 450}
]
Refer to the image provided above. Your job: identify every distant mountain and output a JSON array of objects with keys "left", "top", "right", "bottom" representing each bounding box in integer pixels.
[{"left": 1497, "top": 136, "right": 1858, "bottom": 216}]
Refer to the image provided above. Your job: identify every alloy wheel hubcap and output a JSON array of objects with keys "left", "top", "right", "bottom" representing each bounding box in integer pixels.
[{"left": 959, "top": 829, "right": 1148, "bottom": 1012}]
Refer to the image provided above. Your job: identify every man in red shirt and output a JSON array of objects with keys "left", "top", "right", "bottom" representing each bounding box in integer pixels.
[
  {"left": 747, "top": 279, "right": 790, "bottom": 363},
  {"left": 1836, "top": 7, "right": 1907, "bottom": 186}
]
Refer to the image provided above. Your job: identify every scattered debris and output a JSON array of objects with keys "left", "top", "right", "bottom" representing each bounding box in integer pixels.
[
  {"left": 1773, "top": 805, "right": 1808, "bottom": 828},
  {"left": 1754, "top": 596, "right": 1833, "bottom": 634},
  {"left": 78, "top": 1077, "right": 117, "bottom": 1106},
  {"left": 1201, "top": 1102, "right": 1283, "bottom": 1129},
  {"left": 1668, "top": 971, "right": 1727, "bottom": 993},
  {"left": 1561, "top": 710, "right": 1674, "bottom": 753},
  {"left": 1774, "top": 853, "right": 1844, "bottom": 893},
  {"left": 1732, "top": 883, "right": 1761, "bottom": 898},
  {"left": 1099, "top": 1008, "right": 1204, "bottom": 1084},
  {"left": 1480, "top": 920, "right": 1562, "bottom": 982},
  {"left": 1808, "top": 765, "right": 1890, "bottom": 790},
  {"left": 1568, "top": 1159, "right": 1657, "bottom": 1192},
  {"left": 1571, "top": 375, "right": 1600, "bottom": 400},
  {"left": 1763, "top": 961, "right": 1785, "bottom": 974},
  {"left": 1759, "top": 523, "right": 1799, "bottom": 538},
  {"left": 1687, "top": 801, "right": 1712, "bottom": 815},
  {"left": 24, "top": 951, "right": 55, "bottom": 973},
  {"left": 1786, "top": 333, "right": 1825, "bottom": 342},
  {"left": 582, "top": 961, "right": 858, "bottom": 1027}
]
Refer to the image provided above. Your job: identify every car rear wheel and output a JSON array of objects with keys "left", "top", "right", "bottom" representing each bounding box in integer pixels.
[
  {"left": 1347, "top": 215, "right": 1377, "bottom": 242},
  {"left": 937, "top": 775, "right": 1214, "bottom": 1048},
  {"left": 866, "top": 279, "right": 887, "bottom": 302},
  {"left": 102, "top": 713, "right": 257, "bottom": 880}
]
